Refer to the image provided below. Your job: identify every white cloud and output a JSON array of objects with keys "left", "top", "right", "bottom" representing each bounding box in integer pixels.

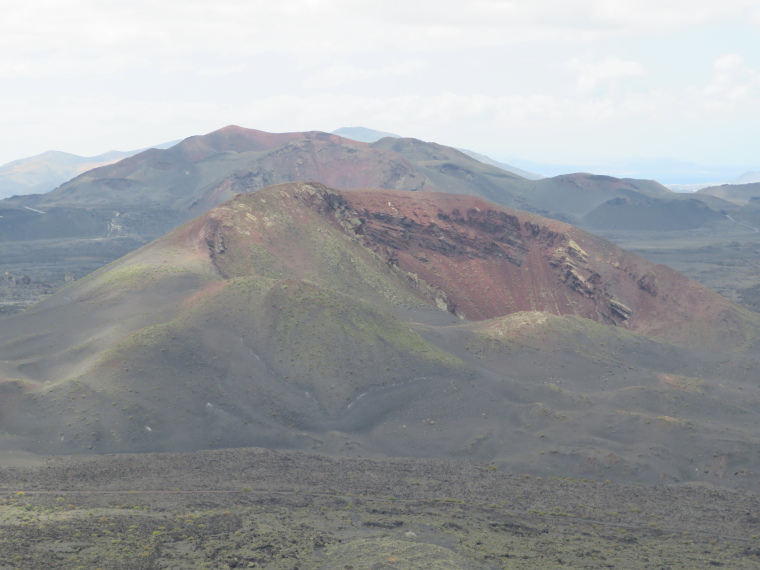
[
  {"left": 568, "top": 56, "right": 647, "bottom": 94},
  {"left": 2, "top": 0, "right": 759, "bottom": 68},
  {"left": 1, "top": 55, "right": 758, "bottom": 165},
  {"left": 159, "top": 60, "right": 249, "bottom": 77},
  {"left": 0, "top": 53, "right": 140, "bottom": 79},
  {"left": 303, "top": 60, "right": 428, "bottom": 89},
  {"left": 585, "top": 0, "right": 753, "bottom": 32},
  {"left": 1, "top": 1, "right": 759, "bottom": 166},
  {"left": 700, "top": 54, "right": 759, "bottom": 109},
  {"left": 39, "top": 72, "right": 751, "bottom": 141},
  {"left": 714, "top": 53, "right": 746, "bottom": 72}
]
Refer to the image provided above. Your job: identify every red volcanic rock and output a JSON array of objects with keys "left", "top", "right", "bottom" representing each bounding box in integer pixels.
[
  {"left": 339, "top": 188, "right": 725, "bottom": 335},
  {"left": 186, "top": 182, "right": 734, "bottom": 342},
  {"left": 39, "top": 127, "right": 434, "bottom": 216},
  {"left": 28, "top": 125, "right": 683, "bottom": 242},
  {"left": 172, "top": 126, "right": 366, "bottom": 162},
  {"left": 284, "top": 184, "right": 727, "bottom": 340}
]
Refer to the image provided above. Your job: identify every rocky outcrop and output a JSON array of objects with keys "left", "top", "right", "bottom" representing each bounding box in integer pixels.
[
  {"left": 277, "top": 184, "right": 687, "bottom": 327},
  {"left": 549, "top": 236, "right": 600, "bottom": 298},
  {"left": 609, "top": 299, "right": 633, "bottom": 321},
  {"left": 181, "top": 183, "right": 734, "bottom": 339}
]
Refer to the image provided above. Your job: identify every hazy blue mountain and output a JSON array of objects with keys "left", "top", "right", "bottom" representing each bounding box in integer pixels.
[
  {"left": 334, "top": 130, "right": 745, "bottom": 185},
  {"left": 698, "top": 182, "right": 760, "bottom": 205},
  {"left": 4, "top": 126, "right": 718, "bottom": 242},
  {"left": 332, "top": 126, "right": 401, "bottom": 142},
  {"left": 0, "top": 141, "right": 180, "bottom": 199},
  {"left": 730, "top": 171, "right": 760, "bottom": 184},
  {"left": 508, "top": 157, "right": 750, "bottom": 185},
  {"left": 453, "top": 148, "right": 543, "bottom": 180}
]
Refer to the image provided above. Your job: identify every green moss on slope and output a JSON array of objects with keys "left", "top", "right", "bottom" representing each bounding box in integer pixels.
[{"left": 269, "top": 280, "right": 460, "bottom": 364}]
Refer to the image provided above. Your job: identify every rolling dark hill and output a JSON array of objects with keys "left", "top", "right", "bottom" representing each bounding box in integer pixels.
[
  {"left": 332, "top": 125, "right": 545, "bottom": 180},
  {"left": 731, "top": 197, "right": 760, "bottom": 228},
  {"left": 0, "top": 124, "right": 732, "bottom": 318},
  {"left": 582, "top": 195, "right": 726, "bottom": 231},
  {"left": 20, "top": 128, "right": 443, "bottom": 211},
  {"left": 5, "top": 125, "right": 721, "bottom": 239},
  {"left": 504, "top": 173, "right": 675, "bottom": 222},
  {"left": 1, "top": 182, "right": 759, "bottom": 487},
  {"left": 0, "top": 150, "right": 133, "bottom": 199},
  {"left": 698, "top": 182, "right": 760, "bottom": 205},
  {"left": 0, "top": 140, "right": 180, "bottom": 199},
  {"left": 0, "top": 126, "right": 733, "bottom": 318}
]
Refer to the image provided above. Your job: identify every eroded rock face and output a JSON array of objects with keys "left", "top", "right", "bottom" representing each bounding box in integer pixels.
[
  {"left": 285, "top": 184, "right": 668, "bottom": 327},
  {"left": 637, "top": 273, "right": 659, "bottom": 297},
  {"left": 549, "top": 236, "right": 599, "bottom": 298},
  {"left": 186, "top": 182, "right": 732, "bottom": 339},
  {"left": 609, "top": 299, "right": 633, "bottom": 320}
]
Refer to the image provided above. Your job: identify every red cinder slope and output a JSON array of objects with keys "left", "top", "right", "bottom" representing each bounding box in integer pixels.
[{"left": 261, "top": 185, "right": 735, "bottom": 342}]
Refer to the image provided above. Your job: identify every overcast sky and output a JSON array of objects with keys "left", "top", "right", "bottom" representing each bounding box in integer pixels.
[{"left": 1, "top": 0, "right": 759, "bottom": 170}]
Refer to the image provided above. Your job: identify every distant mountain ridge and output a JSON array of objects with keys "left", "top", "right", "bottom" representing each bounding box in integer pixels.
[
  {"left": 331, "top": 126, "right": 401, "bottom": 142},
  {"left": 0, "top": 150, "right": 133, "bottom": 199},
  {"left": 698, "top": 182, "right": 760, "bottom": 205},
  {"left": 509, "top": 157, "right": 754, "bottom": 186},
  {"left": 730, "top": 171, "right": 760, "bottom": 184},
  {"left": 0, "top": 125, "right": 733, "bottom": 250},
  {"left": 332, "top": 126, "right": 544, "bottom": 180},
  {"left": 0, "top": 124, "right": 741, "bottom": 321},
  {"left": 0, "top": 141, "right": 179, "bottom": 199},
  {"left": 4, "top": 125, "right": 754, "bottom": 201}
]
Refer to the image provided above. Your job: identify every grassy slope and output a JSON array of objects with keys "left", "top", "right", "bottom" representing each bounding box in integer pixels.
[
  {"left": 1, "top": 183, "right": 760, "bottom": 488},
  {"left": 405, "top": 311, "right": 760, "bottom": 486},
  {"left": 0, "top": 184, "right": 468, "bottom": 454}
]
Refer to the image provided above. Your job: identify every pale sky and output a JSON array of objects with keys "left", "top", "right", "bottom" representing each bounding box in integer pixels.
[{"left": 1, "top": 0, "right": 759, "bottom": 171}]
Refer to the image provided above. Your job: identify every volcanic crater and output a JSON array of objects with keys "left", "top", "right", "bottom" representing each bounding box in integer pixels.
[
  {"left": 269, "top": 183, "right": 731, "bottom": 339},
  {"left": 1, "top": 182, "right": 760, "bottom": 486}
]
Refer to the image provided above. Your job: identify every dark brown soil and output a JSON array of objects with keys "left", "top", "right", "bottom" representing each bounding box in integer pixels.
[
  {"left": 1, "top": 447, "right": 759, "bottom": 569},
  {"left": 0, "top": 235, "right": 152, "bottom": 315}
]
